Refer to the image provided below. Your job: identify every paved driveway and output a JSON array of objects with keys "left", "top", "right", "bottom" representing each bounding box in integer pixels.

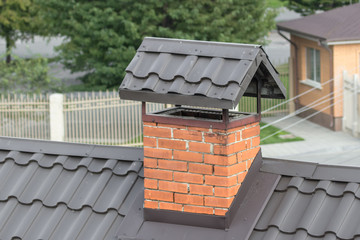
[{"left": 261, "top": 116, "right": 360, "bottom": 166}]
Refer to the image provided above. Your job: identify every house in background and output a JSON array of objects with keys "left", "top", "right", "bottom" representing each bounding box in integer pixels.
[
  {"left": 277, "top": 3, "right": 360, "bottom": 131},
  {"left": 2, "top": 38, "right": 360, "bottom": 240}
]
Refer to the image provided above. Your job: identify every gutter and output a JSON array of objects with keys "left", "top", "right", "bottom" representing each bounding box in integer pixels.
[
  {"left": 277, "top": 29, "right": 299, "bottom": 105},
  {"left": 319, "top": 40, "right": 335, "bottom": 128}
]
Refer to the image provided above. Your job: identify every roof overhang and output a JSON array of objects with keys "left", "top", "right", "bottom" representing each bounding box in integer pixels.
[{"left": 119, "top": 37, "right": 286, "bottom": 109}]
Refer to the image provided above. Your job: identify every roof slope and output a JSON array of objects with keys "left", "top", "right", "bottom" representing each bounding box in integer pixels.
[
  {"left": 277, "top": 3, "right": 360, "bottom": 42},
  {"left": 116, "top": 153, "right": 360, "bottom": 240},
  {"left": 119, "top": 37, "right": 286, "bottom": 109},
  {"left": 250, "top": 158, "right": 360, "bottom": 240},
  {"left": 0, "top": 137, "right": 144, "bottom": 240}
]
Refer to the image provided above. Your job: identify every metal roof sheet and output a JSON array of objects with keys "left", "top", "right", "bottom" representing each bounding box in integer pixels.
[
  {"left": 3, "top": 136, "right": 360, "bottom": 240},
  {"left": 250, "top": 175, "right": 360, "bottom": 239},
  {"left": 119, "top": 37, "right": 286, "bottom": 109},
  {"left": 0, "top": 137, "right": 143, "bottom": 240},
  {"left": 277, "top": 3, "right": 360, "bottom": 42}
]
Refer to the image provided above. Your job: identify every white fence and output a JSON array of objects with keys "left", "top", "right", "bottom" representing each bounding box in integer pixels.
[
  {"left": 0, "top": 90, "right": 167, "bottom": 146},
  {"left": 343, "top": 71, "right": 360, "bottom": 137},
  {"left": 0, "top": 94, "right": 50, "bottom": 139}
]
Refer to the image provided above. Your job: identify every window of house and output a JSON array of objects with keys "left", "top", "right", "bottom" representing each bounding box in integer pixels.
[{"left": 306, "top": 47, "right": 321, "bottom": 83}]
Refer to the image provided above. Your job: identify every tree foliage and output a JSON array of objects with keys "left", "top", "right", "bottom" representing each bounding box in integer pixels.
[
  {"left": 0, "top": 56, "right": 61, "bottom": 94},
  {"left": 0, "top": 0, "right": 42, "bottom": 63},
  {"left": 36, "top": 0, "right": 276, "bottom": 88},
  {"left": 280, "top": 0, "right": 350, "bottom": 16}
]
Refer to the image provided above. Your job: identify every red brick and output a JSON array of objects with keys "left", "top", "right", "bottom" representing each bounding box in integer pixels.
[
  {"left": 187, "top": 126, "right": 210, "bottom": 132},
  {"left": 144, "top": 148, "right": 172, "bottom": 159},
  {"left": 212, "top": 129, "right": 227, "bottom": 133},
  {"left": 214, "top": 162, "right": 247, "bottom": 176},
  {"left": 240, "top": 147, "right": 260, "bottom": 160},
  {"left": 173, "top": 150, "right": 203, "bottom": 162},
  {"left": 144, "top": 179, "right": 158, "bottom": 189},
  {"left": 143, "top": 158, "right": 157, "bottom": 168},
  {"left": 205, "top": 196, "right": 234, "bottom": 208},
  {"left": 237, "top": 171, "right": 247, "bottom": 184},
  {"left": 228, "top": 125, "right": 246, "bottom": 132},
  {"left": 214, "top": 208, "right": 228, "bottom": 216},
  {"left": 158, "top": 123, "right": 185, "bottom": 129},
  {"left": 189, "top": 163, "right": 213, "bottom": 175},
  {"left": 189, "top": 184, "right": 213, "bottom": 196},
  {"left": 175, "top": 193, "right": 203, "bottom": 205},
  {"left": 159, "top": 181, "right": 188, "bottom": 193},
  {"left": 144, "top": 200, "right": 158, "bottom": 209},
  {"left": 173, "top": 129, "right": 203, "bottom": 141},
  {"left": 214, "top": 185, "right": 240, "bottom": 197},
  {"left": 205, "top": 175, "right": 237, "bottom": 187},
  {"left": 188, "top": 142, "right": 211, "bottom": 153},
  {"left": 204, "top": 133, "right": 227, "bottom": 144},
  {"left": 158, "top": 139, "right": 186, "bottom": 150},
  {"left": 158, "top": 159, "right": 187, "bottom": 171},
  {"left": 213, "top": 141, "right": 247, "bottom": 155},
  {"left": 159, "top": 202, "right": 183, "bottom": 211},
  {"left": 236, "top": 131, "right": 241, "bottom": 141},
  {"left": 143, "top": 122, "right": 157, "bottom": 126},
  {"left": 204, "top": 154, "right": 237, "bottom": 166},
  {"left": 247, "top": 122, "right": 259, "bottom": 128},
  {"left": 144, "top": 189, "right": 173, "bottom": 202},
  {"left": 143, "top": 137, "right": 157, "bottom": 147},
  {"left": 242, "top": 125, "right": 260, "bottom": 139},
  {"left": 252, "top": 136, "right": 260, "bottom": 148},
  {"left": 143, "top": 126, "right": 171, "bottom": 138},
  {"left": 144, "top": 168, "right": 172, "bottom": 180},
  {"left": 184, "top": 205, "right": 213, "bottom": 214},
  {"left": 174, "top": 172, "right": 203, "bottom": 184}
]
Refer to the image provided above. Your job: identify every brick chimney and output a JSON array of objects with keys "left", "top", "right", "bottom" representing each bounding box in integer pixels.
[
  {"left": 119, "top": 37, "right": 286, "bottom": 218},
  {"left": 143, "top": 116, "right": 260, "bottom": 215}
]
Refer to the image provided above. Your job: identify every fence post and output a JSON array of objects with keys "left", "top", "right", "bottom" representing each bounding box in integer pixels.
[
  {"left": 354, "top": 74, "right": 359, "bottom": 137},
  {"left": 50, "top": 93, "right": 64, "bottom": 141}
]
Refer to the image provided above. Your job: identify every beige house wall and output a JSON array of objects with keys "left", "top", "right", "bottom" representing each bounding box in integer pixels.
[
  {"left": 289, "top": 34, "right": 360, "bottom": 130},
  {"left": 333, "top": 44, "right": 360, "bottom": 117},
  {"left": 290, "top": 35, "right": 333, "bottom": 116}
]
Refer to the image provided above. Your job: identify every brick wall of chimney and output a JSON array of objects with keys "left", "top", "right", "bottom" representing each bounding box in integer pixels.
[{"left": 143, "top": 121, "right": 260, "bottom": 216}]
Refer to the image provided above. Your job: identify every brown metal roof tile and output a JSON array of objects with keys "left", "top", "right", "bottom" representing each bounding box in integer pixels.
[
  {"left": 119, "top": 37, "right": 286, "bottom": 109},
  {"left": 277, "top": 3, "right": 360, "bottom": 42},
  {"left": 0, "top": 137, "right": 143, "bottom": 240}
]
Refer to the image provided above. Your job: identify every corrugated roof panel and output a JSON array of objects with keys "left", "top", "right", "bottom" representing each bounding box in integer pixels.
[
  {"left": 0, "top": 137, "right": 143, "bottom": 240},
  {"left": 252, "top": 174, "right": 360, "bottom": 240},
  {"left": 119, "top": 37, "right": 286, "bottom": 109}
]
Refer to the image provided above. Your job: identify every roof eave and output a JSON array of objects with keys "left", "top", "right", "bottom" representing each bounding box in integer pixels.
[
  {"left": 277, "top": 25, "right": 327, "bottom": 42},
  {"left": 119, "top": 88, "right": 236, "bottom": 109}
]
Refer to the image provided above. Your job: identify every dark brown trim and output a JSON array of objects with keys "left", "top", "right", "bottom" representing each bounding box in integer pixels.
[
  {"left": 142, "top": 110, "right": 260, "bottom": 130},
  {"left": 222, "top": 109, "right": 229, "bottom": 124},
  {"left": 144, "top": 208, "right": 226, "bottom": 229}
]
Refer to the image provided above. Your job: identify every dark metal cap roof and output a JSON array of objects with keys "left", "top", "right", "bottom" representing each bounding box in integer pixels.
[
  {"left": 277, "top": 3, "right": 360, "bottom": 42},
  {"left": 119, "top": 37, "right": 286, "bottom": 109}
]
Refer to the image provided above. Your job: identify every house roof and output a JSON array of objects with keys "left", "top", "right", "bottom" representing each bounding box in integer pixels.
[
  {"left": 115, "top": 152, "right": 360, "bottom": 240},
  {"left": 277, "top": 3, "right": 360, "bottom": 43},
  {"left": 0, "top": 137, "right": 144, "bottom": 240},
  {"left": 119, "top": 37, "right": 286, "bottom": 109},
  {"left": 2, "top": 137, "right": 360, "bottom": 240}
]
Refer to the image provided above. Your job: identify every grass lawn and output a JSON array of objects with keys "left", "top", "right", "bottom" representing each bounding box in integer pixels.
[{"left": 260, "top": 122, "right": 304, "bottom": 145}]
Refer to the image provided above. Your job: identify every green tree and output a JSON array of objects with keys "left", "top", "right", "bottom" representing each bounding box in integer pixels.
[
  {"left": 37, "top": 0, "right": 276, "bottom": 89},
  {"left": 0, "top": 0, "right": 41, "bottom": 63},
  {"left": 281, "top": 0, "right": 350, "bottom": 16}
]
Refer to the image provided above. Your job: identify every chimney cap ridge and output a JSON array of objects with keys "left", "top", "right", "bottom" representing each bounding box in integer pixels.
[{"left": 119, "top": 37, "right": 286, "bottom": 109}]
